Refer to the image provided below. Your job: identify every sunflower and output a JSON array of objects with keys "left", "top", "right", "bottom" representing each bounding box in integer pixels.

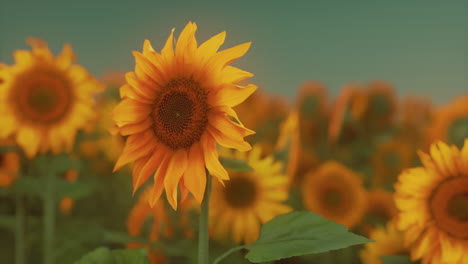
[
  {"left": 302, "top": 161, "right": 367, "bottom": 228},
  {"left": 0, "top": 38, "right": 103, "bottom": 158},
  {"left": 295, "top": 81, "right": 329, "bottom": 147},
  {"left": 210, "top": 145, "right": 291, "bottom": 244},
  {"left": 360, "top": 189, "right": 398, "bottom": 234},
  {"left": 112, "top": 22, "right": 256, "bottom": 210},
  {"left": 394, "top": 139, "right": 468, "bottom": 263},
  {"left": 427, "top": 94, "right": 468, "bottom": 149},
  {"left": 363, "top": 80, "right": 397, "bottom": 131},
  {"left": 359, "top": 222, "right": 407, "bottom": 264},
  {"left": 234, "top": 89, "right": 289, "bottom": 151},
  {"left": 371, "top": 139, "right": 415, "bottom": 189},
  {"left": 0, "top": 151, "right": 20, "bottom": 187},
  {"left": 328, "top": 83, "right": 367, "bottom": 144},
  {"left": 398, "top": 95, "right": 433, "bottom": 142}
]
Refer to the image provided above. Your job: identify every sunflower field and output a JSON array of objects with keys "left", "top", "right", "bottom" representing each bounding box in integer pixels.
[{"left": 1, "top": 12, "right": 468, "bottom": 264}]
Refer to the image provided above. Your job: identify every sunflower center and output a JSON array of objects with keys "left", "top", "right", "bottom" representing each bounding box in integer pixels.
[
  {"left": 430, "top": 176, "right": 468, "bottom": 239},
  {"left": 12, "top": 69, "right": 73, "bottom": 124},
  {"left": 152, "top": 78, "right": 209, "bottom": 149},
  {"left": 224, "top": 174, "right": 257, "bottom": 209},
  {"left": 370, "top": 94, "right": 390, "bottom": 117},
  {"left": 447, "top": 193, "right": 468, "bottom": 222},
  {"left": 447, "top": 116, "right": 468, "bottom": 149},
  {"left": 0, "top": 154, "right": 5, "bottom": 167},
  {"left": 324, "top": 189, "right": 342, "bottom": 206}
]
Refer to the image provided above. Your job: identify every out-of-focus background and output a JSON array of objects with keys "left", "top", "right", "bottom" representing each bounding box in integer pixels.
[{"left": 1, "top": 0, "right": 467, "bottom": 104}]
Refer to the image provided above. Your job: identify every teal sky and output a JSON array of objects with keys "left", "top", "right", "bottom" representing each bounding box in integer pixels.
[{"left": 1, "top": 1, "right": 467, "bottom": 105}]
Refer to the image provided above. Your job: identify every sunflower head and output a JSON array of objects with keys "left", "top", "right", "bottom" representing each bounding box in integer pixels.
[
  {"left": 302, "top": 161, "right": 367, "bottom": 228},
  {"left": 394, "top": 139, "right": 468, "bottom": 264},
  {"left": 328, "top": 83, "right": 367, "bottom": 144},
  {"left": 295, "top": 81, "right": 329, "bottom": 147},
  {"left": 210, "top": 145, "right": 291, "bottom": 244},
  {"left": 112, "top": 22, "right": 257, "bottom": 210},
  {"left": 427, "top": 94, "right": 468, "bottom": 149},
  {"left": 0, "top": 38, "right": 103, "bottom": 158},
  {"left": 363, "top": 80, "right": 397, "bottom": 131}
]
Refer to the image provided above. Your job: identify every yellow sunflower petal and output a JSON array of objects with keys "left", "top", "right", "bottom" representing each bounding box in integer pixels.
[
  {"left": 150, "top": 155, "right": 170, "bottom": 207},
  {"left": 16, "top": 127, "right": 41, "bottom": 158},
  {"left": 113, "top": 131, "right": 156, "bottom": 171},
  {"left": 207, "top": 125, "right": 251, "bottom": 152},
  {"left": 113, "top": 99, "right": 151, "bottom": 127},
  {"left": 56, "top": 44, "right": 75, "bottom": 69},
  {"left": 210, "top": 83, "right": 257, "bottom": 107},
  {"left": 200, "top": 133, "right": 228, "bottom": 180},
  {"left": 197, "top": 31, "right": 226, "bottom": 61},
  {"left": 133, "top": 145, "right": 166, "bottom": 194},
  {"left": 164, "top": 149, "right": 188, "bottom": 210},
  {"left": 183, "top": 142, "right": 206, "bottom": 203},
  {"left": 221, "top": 66, "right": 253, "bottom": 84}
]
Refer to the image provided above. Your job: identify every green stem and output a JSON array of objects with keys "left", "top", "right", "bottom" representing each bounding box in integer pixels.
[
  {"left": 213, "top": 246, "right": 244, "bottom": 264},
  {"left": 15, "top": 194, "right": 25, "bottom": 264},
  {"left": 44, "top": 161, "right": 55, "bottom": 264},
  {"left": 198, "top": 173, "right": 212, "bottom": 264}
]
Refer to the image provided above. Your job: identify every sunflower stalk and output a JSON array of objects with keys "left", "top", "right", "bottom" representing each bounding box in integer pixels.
[
  {"left": 15, "top": 193, "right": 25, "bottom": 264},
  {"left": 198, "top": 172, "right": 212, "bottom": 264},
  {"left": 43, "top": 156, "right": 56, "bottom": 264}
]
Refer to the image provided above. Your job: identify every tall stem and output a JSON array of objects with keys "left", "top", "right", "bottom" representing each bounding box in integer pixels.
[
  {"left": 15, "top": 194, "right": 25, "bottom": 264},
  {"left": 44, "top": 164, "right": 55, "bottom": 264},
  {"left": 198, "top": 173, "right": 212, "bottom": 264}
]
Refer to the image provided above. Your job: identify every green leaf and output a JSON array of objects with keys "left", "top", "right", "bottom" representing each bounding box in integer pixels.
[
  {"left": 74, "top": 247, "right": 149, "bottom": 264},
  {"left": 244, "top": 211, "right": 372, "bottom": 263},
  {"left": 381, "top": 255, "right": 415, "bottom": 264},
  {"left": 219, "top": 157, "right": 253, "bottom": 172}
]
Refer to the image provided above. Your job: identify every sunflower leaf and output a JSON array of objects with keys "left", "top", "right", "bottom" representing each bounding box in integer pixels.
[
  {"left": 74, "top": 247, "right": 149, "bottom": 264},
  {"left": 381, "top": 255, "right": 415, "bottom": 264},
  {"left": 219, "top": 157, "right": 253, "bottom": 172},
  {"left": 244, "top": 211, "right": 372, "bottom": 263}
]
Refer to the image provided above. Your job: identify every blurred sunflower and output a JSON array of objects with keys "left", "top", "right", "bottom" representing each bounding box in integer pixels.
[
  {"left": 112, "top": 22, "right": 256, "bottom": 209},
  {"left": 360, "top": 189, "right": 397, "bottom": 234},
  {"left": 427, "top": 94, "right": 468, "bottom": 149},
  {"left": 295, "top": 81, "right": 329, "bottom": 147},
  {"left": 210, "top": 145, "right": 291, "bottom": 244},
  {"left": 97, "top": 100, "right": 125, "bottom": 163},
  {"left": 59, "top": 169, "right": 78, "bottom": 215},
  {"left": 371, "top": 139, "right": 415, "bottom": 189},
  {"left": 394, "top": 139, "right": 468, "bottom": 263},
  {"left": 302, "top": 161, "right": 367, "bottom": 228},
  {"left": 0, "top": 151, "right": 20, "bottom": 187},
  {"left": 233, "top": 89, "right": 269, "bottom": 133},
  {"left": 328, "top": 83, "right": 367, "bottom": 144},
  {"left": 363, "top": 80, "right": 397, "bottom": 131},
  {"left": 359, "top": 222, "right": 407, "bottom": 264},
  {"left": 0, "top": 38, "right": 103, "bottom": 158},
  {"left": 288, "top": 148, "right": 319, "bottom": 186},
  {"left": 398, "top": 95, "right": 433, "bottom": 146},
  {"left": 127, "top": 187, "right": 195, "bottom": 263},
  {"left": 235, "top": 89, "right": 289, "bottom": 154}
]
